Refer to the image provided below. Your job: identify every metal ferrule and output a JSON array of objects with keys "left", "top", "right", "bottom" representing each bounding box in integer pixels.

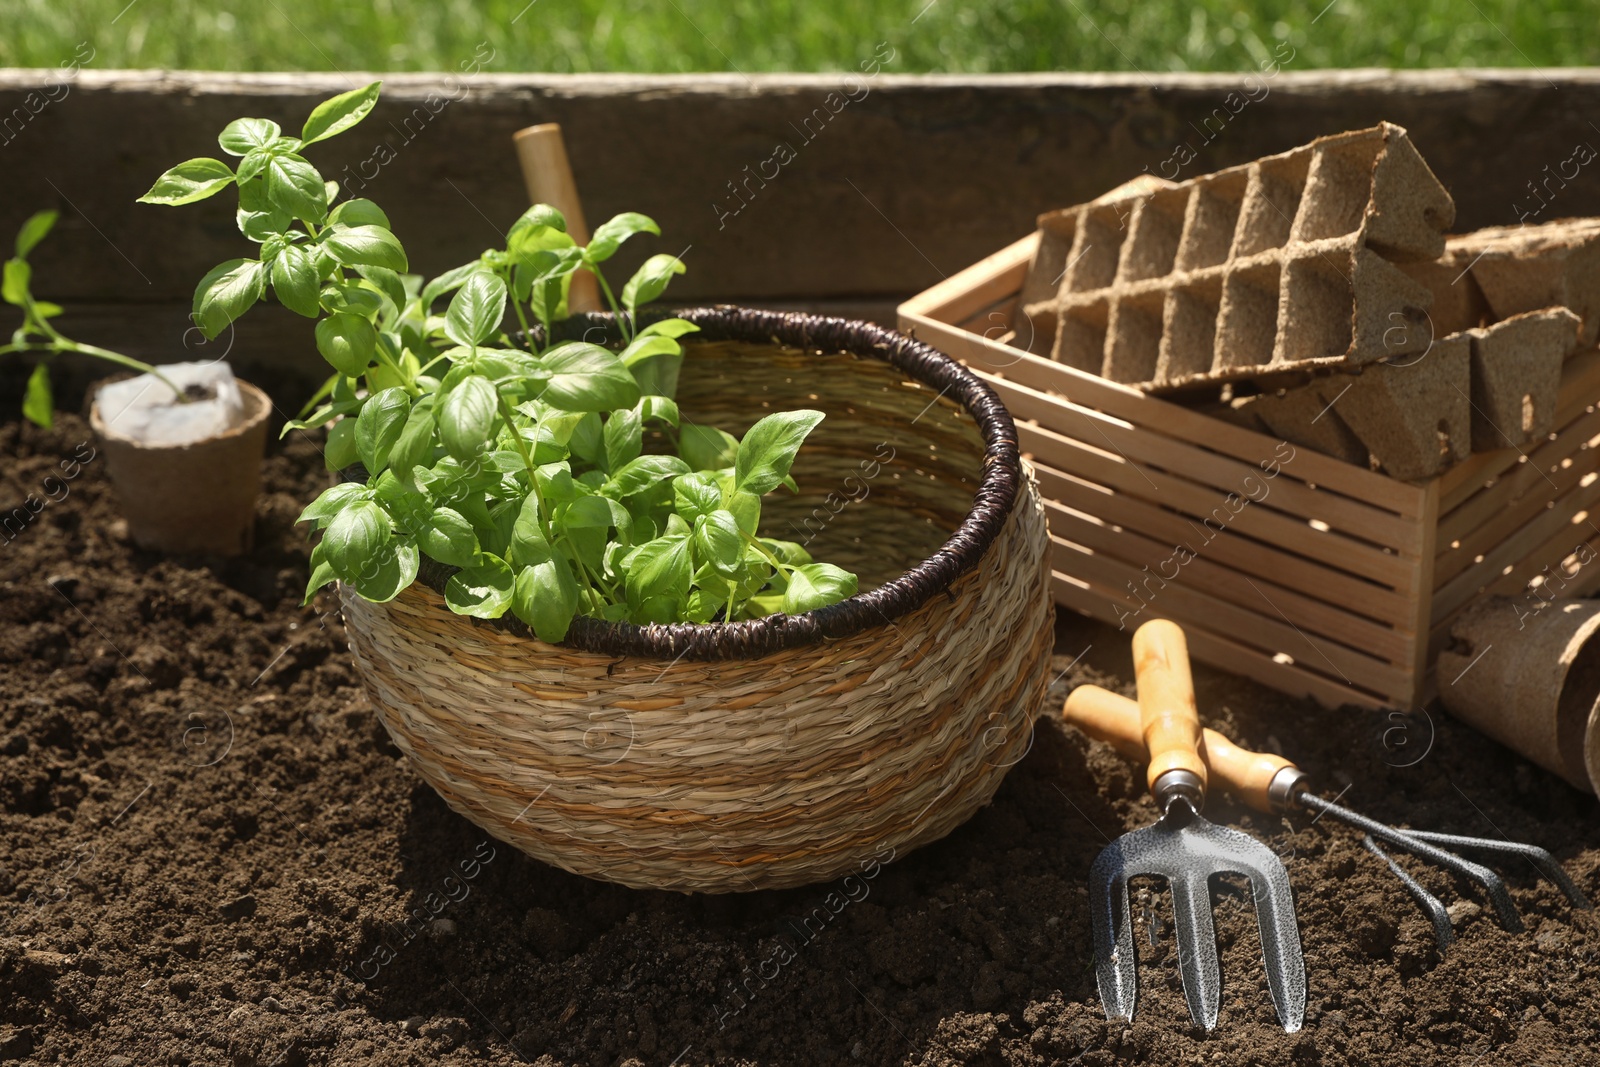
[
  {"left": 1152, "top": 768, "right": 1205, "bottom": 812},
  {"left": 1266, "top": 767, "right": 1309, "bottom": 811}
]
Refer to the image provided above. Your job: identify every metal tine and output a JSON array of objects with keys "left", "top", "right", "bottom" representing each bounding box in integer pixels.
[
  {"left": 1362, "top": 835, "right": 1454, "bottom": 950},
  {"left": 1235, "top": 842, "right": 1307, "bottom": 1034},
  {"left": 1399, "top": 830, "right": 1594, "bottom": 909},
  {"left": 1298, "top": 792, "right": 1524, "bottom": 932},
  {"left": 1089, "top": 843, "right": 1140, "bottom": 1024},
  {"left": 1169, "top": 870, "right": 1223, "bottom": 1031}
]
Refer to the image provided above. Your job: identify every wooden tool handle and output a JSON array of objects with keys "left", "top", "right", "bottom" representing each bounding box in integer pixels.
[
  {"left": 1062, "top": 685, "right": 1303, "bottom": 813},
  {"left": 1131, "top": 619, "right": 1207, "bottom": 802},
  {"left": 512, "top": 123, "right": 602, "bottom": 314}
]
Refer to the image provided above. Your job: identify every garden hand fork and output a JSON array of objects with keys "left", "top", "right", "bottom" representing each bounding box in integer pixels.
[
  {"left": 1082, "top": 619, "right": 1306, "bottom": 1032},
  {"left": 1064, "top": 686, "right": 1592, "bottom": 952}
]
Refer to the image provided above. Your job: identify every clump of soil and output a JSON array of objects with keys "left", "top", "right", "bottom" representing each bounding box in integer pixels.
[{"left": 2, "top": 408, "right": 1598, "bottom": 1067}]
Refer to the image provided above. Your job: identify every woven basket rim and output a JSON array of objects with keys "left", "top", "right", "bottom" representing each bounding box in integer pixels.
[{"left": 384, "top": 305, "right": 1020, "bottom": 659}]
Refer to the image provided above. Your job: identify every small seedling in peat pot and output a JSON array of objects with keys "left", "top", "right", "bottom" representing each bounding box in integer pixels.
[
  {"left": 2, "top": 210, "right": 187, "bottom": 427},
  {"left": 140, "top": 81, "right": 859, "bottom": 640}
]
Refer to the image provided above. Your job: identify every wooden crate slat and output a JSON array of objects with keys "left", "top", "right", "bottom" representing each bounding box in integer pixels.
[
  {"left": 954, "top": 293, "right": 1022, "bottom": 339},
  {"left": 1426, "top": 527, "right": 1600, "bottom": 671},
  {"left": 1432, "top": 474, "right": 1600, "bottom": 619},
  {"left": 1008, "top": 401, "right": 1423, "bottom": 556},
  {"left": 1044, "top": 499, "right": 1415, "bottom": 662},
  {"left": 1049, "top": 535, "right": 1415, "bottom": 695},
  {"left": 898, "top": 233, "right": 1037, "bottom": 325},
  {"left": 1437, "top": 351, "right": 1600, "bottom": 510},
  {"left": 1025, "top": 438, "right": 1420, "bottom": 593},
  {"left": 1035, "top": 463, "right": 1414, "bottom": 621},
  {"left": 975, "top": 351, "right": 1427, "bottom": 517},
  {"left": 1050, "top": 572, "right": 1390, "bottom": 709},
  {"left": 1434, "top": 446, "right": 1599, "bottom": 585},
  {"left": 1436, "top": 406, "right": 1600, "bottom": 551}
]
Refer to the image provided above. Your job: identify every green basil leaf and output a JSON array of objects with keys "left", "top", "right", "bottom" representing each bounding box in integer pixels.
[
  {"left": 761, "top": 537, "right": 815, "bottom": 568},
  {"left": 695, "top": 511, "right": 744, "bottom": 578},
  {"left": 324, "top": 224, "right": 409, "bottom": 272},
  {"left": 607, "top": 454, "right": 690, "bottom": 498},
  {"left": 319, "top": 282, "right": 385, "bottom": 317},
  {"left": 638, "top": 396, "right": 679, "bottom": 426},
  {"left": 322, "top": 499, "right": 391, "bottom": 581},
  {"left": 315, "top": 312, "right": 377, "bottom": 376},
  {"left": 266, "top": 155, "right": 328, "bottom": 223},
  {"left": 620, "top": 253, "right": 685, "bottom": 315},
  {"left": 219, "top": 117, "right": 281, "bottom": 156},
  {"left": 355, "top": 387, "right": 410, "bottom": 474},
  {"left": 388, "top": 393, "right": 437, "bottom": 486},
  {"left": 743, "top": 593, "right": 786, "bottom": 619},
  {"left": 535, "top": 461, "right": 578, "bottom": 504},
  {"left": 445, "top": 271, "right": 507, "bottom": 348},
  {"left": 14, "top": 210, "right": 57, "bottom": 259},
  {"left": 637, "top": 317, "right": 700, "bottom": 341},
  {"left": 329, "top": 198, "right": 391, "bottom": 229},
  {"left": 507, "top": 203, "right": 568, "bottom": 246},
  {"left": 301, "top": 81, "right": 382, "bottom": 145},
  {"left": 511, "top": 556, "right": 581, "bottom": 643},
  {"left": 618, "top": 333, "right": 681, "bottom": 368},
  {"left": 558, "top": 496, "right": 616, "bottom": 531},
  {"left": 235, "top": 149, "right": 272, "bottom": 185},
  {"left": 420, "top": 261, "right": 484, "bottom": 310},
  {"left": 137, "top": 157, "right": 236, "bottom": 205},
  {"left": 22, "top": 362, "right": 52, "bottom": 429},
  {"left": 270, "top": 244, "right": 321, "bottom": 317},
  {"left": 568, "top": 411, "right": 604, "bottom": 467},
  {"left": 541, "top": 342, "right": 640, "bottom": 412},
  {"left": 347, "top": 539, "right": 419, "bottom": 604},
  {"left": 781, "top": 562, "right": 858, "bottom": 614},
  {"left": 626, "top": 534, "right": 692, "bottom": 604},
  {"left": 419, "top": 507, "right": 480, "bottom": 568},
  {"left": 726, "top": 487, "right": 762, "bottom": 535},
  {"left": 510, "top": 245, "right": 584, "bottom": 304},
  {"left": 527, "top": 272, "right": 571, "bottom": 332},
  {"left": 508, "top": 494, "right": 552, "bottom": 568},
  {"left": 438, "top": 376, "right": 498, "bottom": 460},
  {"left": 679, "top": 422, "right": 739, "bottom": 471},
  {"left": 672, "top": 472, "right": 721, "bottom": 521},
  {"left": 735, "top": 409, "right": 825, "bottom": 496},
  {"left": 238, "top": 204, "right": 293, "bottom": 243},
  {"left": 303, "top": 556, "right": 337, "bottom": 606},
  {"left": 2, "top": 258, "right": 30, "bottom": 307},
  {"left": 357, "top": 264, "right": 408, "bottom": 312},
  {"left": 192, "top": 258, "right": 264, "bottom": 339},
  {"left": 324, "top": 417, "right": 360, "bottom": 472},
  {"left": 296, "top": 481, "right": 369, "bottom": 527},
  {"left": 444, "top": 553, "right": 515, "bottom": 619},
  {"left": 683, "top": 589, "right": 725, "bottom": 624},
  {"left": 584, "top": 211, "right": 659, "bottom": 264},
  {"left": 603, "top": 407, "right": 642, "bottom": 472}
]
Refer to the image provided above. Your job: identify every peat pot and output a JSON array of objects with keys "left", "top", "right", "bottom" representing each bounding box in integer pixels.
[
  {"left": 90, "top": 378, "right": 271, "bottom": 556},
  {"left": 340, "top": 308, "right": 1055, "bottom": 892}
]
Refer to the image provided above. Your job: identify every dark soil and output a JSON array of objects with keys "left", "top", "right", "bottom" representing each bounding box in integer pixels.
[{"left": 3, "top": 408, "right": 1600, "bottom": 1067}]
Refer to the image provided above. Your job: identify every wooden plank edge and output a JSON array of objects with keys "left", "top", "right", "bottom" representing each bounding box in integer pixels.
[{"left": 1050, "top": 571, "right": 1393, "bottom": 710}]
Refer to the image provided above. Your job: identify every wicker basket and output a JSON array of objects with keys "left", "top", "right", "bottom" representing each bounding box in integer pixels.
[{"left": 339, "top": 308, "right": 1054, "bottom": 892}]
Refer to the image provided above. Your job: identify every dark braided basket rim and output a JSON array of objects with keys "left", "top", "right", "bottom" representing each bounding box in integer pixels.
[{"left": 396, "top": 306, "right": 1021, "bottom": 659}]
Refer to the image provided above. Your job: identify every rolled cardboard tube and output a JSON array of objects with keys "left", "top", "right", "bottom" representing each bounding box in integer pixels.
[
  {"left": 512, "top": 122, "right": 602, "bottom": 314},
  {"left": 89, "top": 378, "right": 271, "bottom": 556},
  {"left": 1437, "top": 595, "right": 1600, "bottom": 794}
]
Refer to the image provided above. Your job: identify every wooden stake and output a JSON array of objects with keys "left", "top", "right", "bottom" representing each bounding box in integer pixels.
[{"left": 512, "top": 122, "right": 602, "bottom": 314}]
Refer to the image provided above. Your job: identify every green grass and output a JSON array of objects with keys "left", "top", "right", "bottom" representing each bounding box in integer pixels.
[{"left": 1, "top": 0, "right": 1596, "bottom": 73}]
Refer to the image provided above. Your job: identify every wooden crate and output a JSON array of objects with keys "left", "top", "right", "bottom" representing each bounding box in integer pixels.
[{"left": 899, "top": 232, "right": 1600, "bottom": 710}]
